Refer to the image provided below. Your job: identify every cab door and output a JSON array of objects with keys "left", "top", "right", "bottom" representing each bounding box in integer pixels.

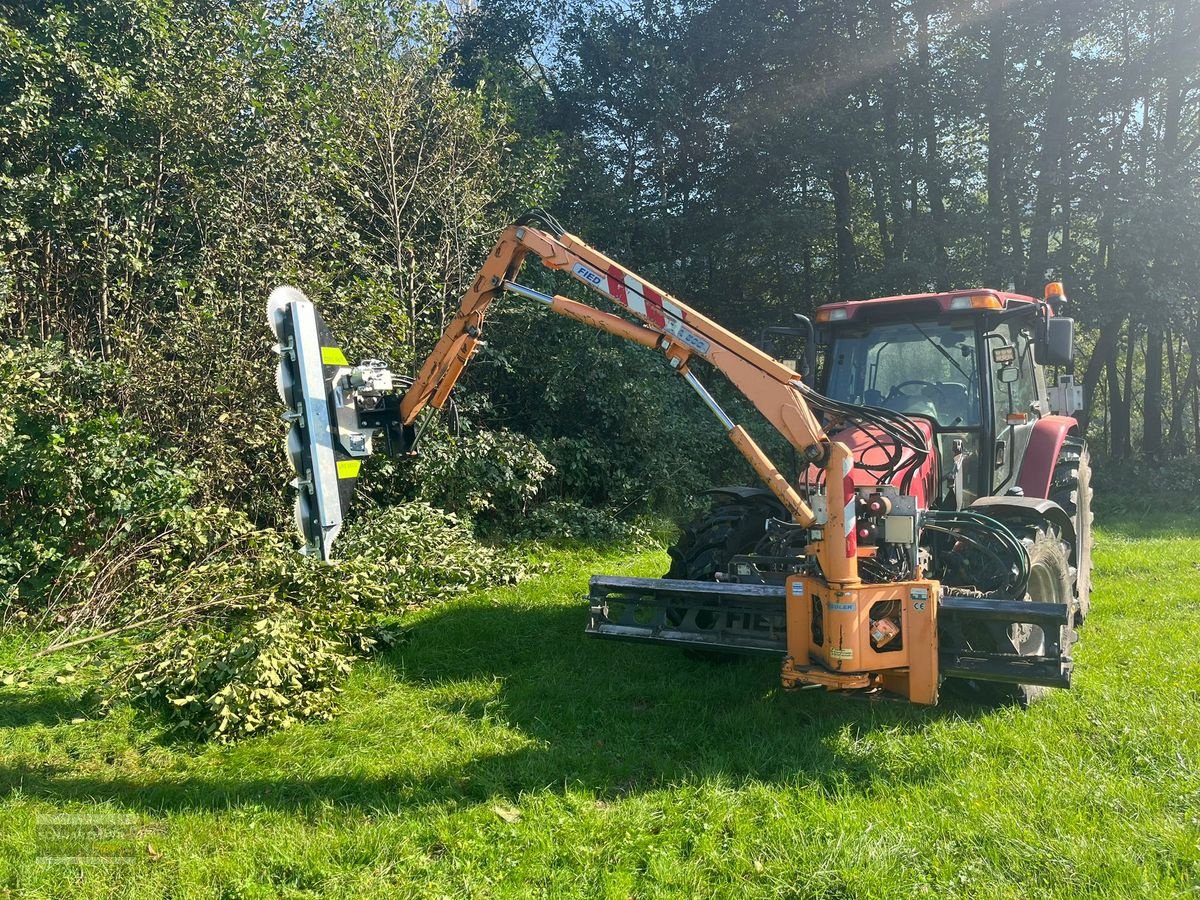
[{"left": 986, "top": 322, "right": 1042, "bottom": 493}]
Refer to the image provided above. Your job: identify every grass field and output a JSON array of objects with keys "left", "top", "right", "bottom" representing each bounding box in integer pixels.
[{"left": 2, "top": 512, "right": 1199, "bottom": 898}]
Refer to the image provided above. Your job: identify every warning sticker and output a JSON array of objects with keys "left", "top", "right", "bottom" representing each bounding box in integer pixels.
[
  {"left": 830, "top": 648, "right": 854, "bottom": 660},
  {"left": 791, "top": 582, "right": 804, "bottom": 596}
]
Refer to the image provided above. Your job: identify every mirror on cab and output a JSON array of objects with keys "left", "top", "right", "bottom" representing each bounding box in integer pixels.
[
  {"left": 1039, "top": 317, "right": 1075, "bottom": 367},
  {"left": 758, "top": 314, "right": 816, "bottom": 377}
]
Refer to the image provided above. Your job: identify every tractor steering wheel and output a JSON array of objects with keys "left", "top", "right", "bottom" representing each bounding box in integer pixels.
[{"left": 888, "top": 379, "right": 944, "bottom": 400}]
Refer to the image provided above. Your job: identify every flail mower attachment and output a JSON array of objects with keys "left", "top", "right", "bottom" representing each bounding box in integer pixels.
[{"left": 266, "top": 287, "right": 404, "bottom": 559}]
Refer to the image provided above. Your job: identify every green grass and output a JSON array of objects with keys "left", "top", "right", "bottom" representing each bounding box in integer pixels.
[{"left": 2, "top": 515, "right": 1200, "bottom": 898}]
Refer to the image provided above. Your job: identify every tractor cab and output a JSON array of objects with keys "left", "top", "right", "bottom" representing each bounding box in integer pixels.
[{"left": 813, "top": 288, "right": 1074, "bottom": 509}]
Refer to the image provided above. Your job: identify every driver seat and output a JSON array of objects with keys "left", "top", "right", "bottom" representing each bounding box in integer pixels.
[{"left": 884, "top": 394, "right": 939, "bottom": 419}]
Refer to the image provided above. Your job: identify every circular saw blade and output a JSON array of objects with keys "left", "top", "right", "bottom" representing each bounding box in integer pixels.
[
  {"left": 276, "top": 359, "right": 297, "bottom": 408},
  {"left": 285, "top": 424, "right": 306, "bottom": 475},
  {"left": 266, "top": 285, "right": 308, "bottom": 342},
  {"left": 294, "top": 493, "right": 315, "bottom": 552}
]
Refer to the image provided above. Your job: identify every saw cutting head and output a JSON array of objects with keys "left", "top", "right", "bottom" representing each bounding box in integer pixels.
[{"left": 267, "top": 286, "right": 398, "bottom": 559}]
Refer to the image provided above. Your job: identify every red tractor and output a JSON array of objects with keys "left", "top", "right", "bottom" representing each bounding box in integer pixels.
[
  {"left": 652, "top": 286, "right": 1092, "bottom": 705},
  {"left": 269, "top": 214, "right": 1092, "bottom": 706}
]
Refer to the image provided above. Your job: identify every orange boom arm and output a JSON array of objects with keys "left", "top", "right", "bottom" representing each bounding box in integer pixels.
[{"left": 397, "top": 221, "right": 861, "bottom": 586}]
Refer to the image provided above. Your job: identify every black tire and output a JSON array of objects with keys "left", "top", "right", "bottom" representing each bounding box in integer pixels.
[
  {"left": 1012, "top": 524, "right": 1073, "bottom": 705},
  {"left": 664, "top": 494, "right": 782, "bottom": 660},
  {"left": 965, "top": 523, "right": 1072, "bottom": 707},
  {"left": 665, "top": 495, "right": 780, "bottom": 581},
  {"left": 1049, "top": 437, "right": 1093, "bottom": 625}
]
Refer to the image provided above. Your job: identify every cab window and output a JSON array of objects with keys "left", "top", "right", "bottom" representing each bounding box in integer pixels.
[
  {"left": 986, "top": 323, "right": 1039, "bottom": 428},
  {"left": 824, "top": 321, "right": 979, "bottom": 428}
]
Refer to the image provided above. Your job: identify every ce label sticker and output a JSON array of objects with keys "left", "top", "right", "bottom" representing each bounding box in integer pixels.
[{"left": 911, "top": 587, "right": 929, "bottom": 612}]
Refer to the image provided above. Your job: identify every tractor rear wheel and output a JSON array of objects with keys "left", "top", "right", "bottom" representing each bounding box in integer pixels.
[
  {"left": 1050, "top": 437, "right": 1093, "bottom": 624},
  {"left": 664, "top": 493, "right": 781, "bottom": 658},
  {"left": 665, "top": 494, "right": 781, "bottom": 581}
]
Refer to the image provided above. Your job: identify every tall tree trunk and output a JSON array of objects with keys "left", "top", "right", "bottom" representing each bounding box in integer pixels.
[
  {"left": 1167, "top": 332, "right": 1192, "bottom": 454},
  {"left": 1122, "top": 322, "right": 1137, "bottom": 457},
  {"left": 1141, "top": 1, "right": 1194, "bottom": 458},
  {"left": 1091, "top": 96, "right": 1133, "bottom": 444},
  {"left": 801, "top": 176, "right": 813, "bottom": 303},
  {"left": 1079, "top": 323, "right": 1120, "bottom": 435},
  {"left": 1159, "top": 6, "right": 1187, "bottom": 177},
  {"left": 1193, "top": 335, "right": 1200, "bottom": 455},
  {"left": 1059, "top": 145, "right": 1074, "bottom": 285},
  {"left": 1105, "top": 333, "right": 1129, "bottom": 459},
  {"left": 1026, "top": 2, "right": 1076, "bottom": 293},
  {"left": 869, "top": 164, "right": 891, "bottom": 264},
  {"left": 876, "top": 0, "right": 906, "bottom": 263},
  {"left": 1101, "top": 371, "right": 1111, "bottom": 456},
  {"left": 1004, "top": 151, "right": 1024, "bottom": 284},
  {"left": 1143, "top": 325, "right": 1164, "bottom": 458},
  {"left": 916, "top": 2, "right": 948, "bottom": 288},
  {"left": 830, "top": 164, "right": 857, "bottom": 299},
  {"left": 983, "top": 0, "right": 1008, "bottom": 287}
]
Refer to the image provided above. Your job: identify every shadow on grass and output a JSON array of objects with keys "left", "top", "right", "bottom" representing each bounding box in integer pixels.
[
  {"left": 0, "top": 689, "right": 97, "bottom": 729},
  {"left": 2, "top": 503, "right": 1180, "bottom": 818},
  {"left": 381, "top": 601, "right": 998, "bottom": 789},
  {"left": 0, "top": 598, "right": 998, "bottom": 816}
]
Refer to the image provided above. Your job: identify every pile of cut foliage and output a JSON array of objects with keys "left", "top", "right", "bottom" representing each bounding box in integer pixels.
[{"left": 0, "top": 344, "right": 527, "bottom": 741}]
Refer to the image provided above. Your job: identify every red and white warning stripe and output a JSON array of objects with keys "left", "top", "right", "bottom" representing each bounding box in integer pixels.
[
  {"left": 843, "top": 456, "right": 857, "bottom": 558},
  {"left": 571, "top": 258, "right": 684, "bottom": 330},
  {"left": 606, "top": 265, "right": 667, "bottom": 328},
  {"left": 570, "top": 257, "right": 713, "bottom": 355}
]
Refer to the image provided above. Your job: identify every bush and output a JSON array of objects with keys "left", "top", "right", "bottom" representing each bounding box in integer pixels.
[
  {"left": 117, "top": 505, "right": 525, "bottom": 741},
  {"left": 25, "top": 511, "right": 379, "bottom": 741},
  {"left": 517, "top": 499, "right": 651, "bottom": 545},
  {"left": 0, "top": 344, "right": 532, "bottom": 741},
  {"left": 116, "top": 538, "right": 404, "bottom": 741},
  {"left": 1092, "top": 454, "right": 1200, "bottom": 516},
  {"left": 92, "top": 505, "right": 528, "bottom": 742},
  {"left": 0, "top": 343, "right": 197, "bottom": 607},
  {"left": 338, "top": 502, "right": 527, "bottom": 599},
  {"left": 128, "top": 606, "right": 358, "bottom": 741},
  {"left": 461, "top": 307, "right": 749, "bottom": 516},
  {"left": 376, "top": 426, "right": 555, "bottom": 522}
]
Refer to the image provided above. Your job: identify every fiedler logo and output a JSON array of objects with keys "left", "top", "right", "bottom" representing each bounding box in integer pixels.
[{"left": 572, "top": 262, "right": 605, "bottom": 289}]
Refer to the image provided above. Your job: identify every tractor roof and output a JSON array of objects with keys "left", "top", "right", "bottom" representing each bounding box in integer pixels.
[{"left": 815, "top": 288, "right": 1043, "bottom": 324}]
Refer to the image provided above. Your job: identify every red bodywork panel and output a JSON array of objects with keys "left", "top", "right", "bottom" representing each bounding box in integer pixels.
[
  {"left": 1016, "top": 416, "right": 1078, "bottom": 499},
  {"left": 807, "top": 419, "right": 939, "bottom": 507}
]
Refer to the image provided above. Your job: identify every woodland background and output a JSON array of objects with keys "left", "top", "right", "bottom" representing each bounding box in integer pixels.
[{"left": 1, "top": 0, "right": 1198, "bottom": 739}]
